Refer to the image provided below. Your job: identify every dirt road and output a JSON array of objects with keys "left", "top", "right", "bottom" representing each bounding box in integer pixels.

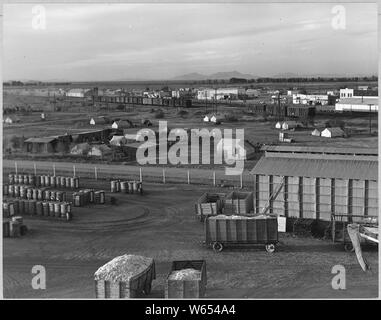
[{"left": 3, "top": 181, "right": 378, "bottom": 299}]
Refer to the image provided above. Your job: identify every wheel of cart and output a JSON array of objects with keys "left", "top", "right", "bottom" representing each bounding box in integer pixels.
[
  {"left": 212, "top": 242, "right": 224, "bottom": 252},
  {"left": 265, "top": 243, "right": 276, "bottom": 253}
]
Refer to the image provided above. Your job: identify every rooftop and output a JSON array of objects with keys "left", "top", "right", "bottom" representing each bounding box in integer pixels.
[{"left": 337, "top": 97, "right": 378, "bottom": 105}]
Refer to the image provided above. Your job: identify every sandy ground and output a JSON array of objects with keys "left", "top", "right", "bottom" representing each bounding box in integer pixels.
[{"left": 3, "top": 181, "right": 378, "bottom": 299}]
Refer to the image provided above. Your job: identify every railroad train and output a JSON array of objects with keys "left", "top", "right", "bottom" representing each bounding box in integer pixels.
[
  {"left": 250, "top": 104, "right": 316, "bottom": 118},
  {"left": 92, "top": 95, "right": 192, "bottom": 108}
]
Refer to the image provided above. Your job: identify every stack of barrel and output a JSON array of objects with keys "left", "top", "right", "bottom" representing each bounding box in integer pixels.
[
  {"left": 2, "top": 198, "right": 72, "bottom": 220},
  {"left": 4, "top": 184, "right": 67, "bottom": 202},
  {"left": 3, "top": 216, "right": 28, "bottom": 238},
  {"left": 72, "top": 189, "right": 105, "bottom": 206},
  {"left": 8, "top": 173, "right": 79, "bottom": 189},
  {"left": 111, "top": 180, "right": 143, "bottom": 194}
]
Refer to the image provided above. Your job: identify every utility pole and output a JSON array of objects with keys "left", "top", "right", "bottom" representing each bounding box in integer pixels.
[{"left": 369, "top": 104, "right": 373, "bottom": 134}]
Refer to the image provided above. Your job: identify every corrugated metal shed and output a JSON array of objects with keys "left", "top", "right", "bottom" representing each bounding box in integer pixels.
[
  {"left": 260, "top": 145, "right": 378, "bottom": 156},
  {"left": 250, "top": 157, "right": 377, "bottom": 180}
]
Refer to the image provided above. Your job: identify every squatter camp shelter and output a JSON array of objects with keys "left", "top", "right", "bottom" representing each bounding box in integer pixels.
[
  {"left": 250, "top": 145, "right": 378, "bottom": 221},
  {"left": 24, "top": 135, "right": 72, "bottom": 153}
]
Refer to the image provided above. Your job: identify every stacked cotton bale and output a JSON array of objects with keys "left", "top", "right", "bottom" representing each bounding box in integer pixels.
[{"left": 94, "top": 254, "right": 156, "bottom": 299}]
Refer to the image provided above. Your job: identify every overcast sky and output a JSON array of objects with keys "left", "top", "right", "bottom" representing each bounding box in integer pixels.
[{"left": 3, "top": 3, "right": 378, "bottom": 81}]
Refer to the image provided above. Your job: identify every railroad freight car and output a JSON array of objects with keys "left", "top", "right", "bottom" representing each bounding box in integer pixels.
[
  {"left": 205, "top": 215, "right": 278, "bottom": 252},
  {"left": 165, "top": 260, "right": 207, "bottom": 298}
]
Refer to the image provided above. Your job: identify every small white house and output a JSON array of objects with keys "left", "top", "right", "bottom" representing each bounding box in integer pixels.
[
  {"left": 111, "top": 121, "right": 118, "bottom": 129},
  {"left": 275, "top": 122, "right": 282, "bottom": 129},
  {"left": 321, "top": 127, "right": 345, "bottom": 138},
  {"left": 203, "top": 116, "right": 209, "bottom": 122},
  {"left": 90, "top": 118, "right": 96, "bottom": 125},
  {"left": 210, "top": 115, "right": 217, "bottom": 123},
  {"left": 311, "top": 129, "right": 321, "bottom": 137}
]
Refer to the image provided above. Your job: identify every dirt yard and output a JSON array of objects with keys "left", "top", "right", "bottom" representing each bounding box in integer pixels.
[{"left": 3, "top": 180, "right": 378, "bottom": 299}]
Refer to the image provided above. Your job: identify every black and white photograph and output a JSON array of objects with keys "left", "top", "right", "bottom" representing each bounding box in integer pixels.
[{"left": 1, "top": 2, "right": 379, "bottom": 301}]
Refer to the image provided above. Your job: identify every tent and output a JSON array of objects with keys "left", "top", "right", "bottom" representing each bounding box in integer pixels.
[
  {"left": 311, "top": 129, "right": 321, "bottom": 137},
  {"left": 275, "top": 122, "right": 282, "bottom": 129},
  {"left": 110, "top": 135, "right": 127, "bottom": 146},
  {"left": 321, "top": 127, "right": 345, "bottom": 138},
  {"left": 203, "top": 116, "right": 209, "bottom": 122},
  {"left": 90, "top": 118, "right": 96, "bottom": 125}
]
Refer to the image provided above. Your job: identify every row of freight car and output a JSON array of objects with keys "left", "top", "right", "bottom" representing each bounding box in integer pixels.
[
  {"left": 8, "top": 173, "right": 80, "bottom": 189},
  {"left": 94, "top": 95, "right": 192, "bottom": 108},
  {"left": 94, "top": 254, "right": 207, "bottom": 299},
  {"left": 250, "top": 104, "right": 315, "bottom": 118},
  {"left": 110, "top": 180, "right": 143, "bottom": 194},
  {"left": 3, "top": 199, "right": 72, "bottom": 220},
  {"left": 3, "top": 216, "right": 28, "bottom": 238}
]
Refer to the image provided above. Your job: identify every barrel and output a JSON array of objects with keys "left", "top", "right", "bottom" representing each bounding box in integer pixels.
[
  {"left": 120, "top": 181, "right": 128, "bottom": 193},
  {"left": 44, "top": 175, "right": 50, "bottom": 187},
  {"left": 8, "top": 174, "right": 14, "bottom": 184},
  {"left": 65, "top": 177, "right": 71, "bottom": 188},
  {"left": 23, "top": 174, "right": 29, "bottom": 185},
  {"left": 73, "top": 193, "right": 82, "bottom": 207},
  {"left": 3, "top": 184, "right": 9, "bottom": 196},
  {"left": 50, "top": 191, "right": 57, "bottom": 201},
  {"left": 70, "top": 177, "right": 75, "bottom": 189},
  {"left": 29, "top": 175, "right": 36, "bottom": 186},
  {"left": 48, "top": 202, "right": 55, "bottom": 215},
  {"left": 26, "top": 188, "right": 33, "bottom": 200},
  {"left": 14, "top": 185, "right": 20, "bottom": 198},
  {"left": 128, "top": 181, "right": 134, "bottom": 194},
  {"left": 74, "top": 177, "right": 80, "bottom": 189},
  {"left": 132, "top": 181, "right": 139, "bottom": 193},
  {"left": 44, "top": 190, "right": 51, "bottom": 201},
  {"left": 54, "top": 202, "right": 61, "bottom": 217},
  {"left": 28, "top": 200, "right": 36, "bottom": 215},
  {"left": 37, "top": 188, "right": 44, "bottom": 200},
  {"left": 8, "top": 184, "right": 14, "bottom": 197},
  {"left": 111, "top": 180, "right": 118, "bottom": 193},
  {"left": 39, "top": 175, "right": 45, "bottom": 187},
  {"left": 10, "top": 221, "right": 21, "bottom": 237},
  {"left": 20, "top": 186, "right": 26, "bottom": 199},
  {"left": 89, "top": 189, "right": 95, "bottom": 203},
  {"left": 42, "top": 202, "right": 49, "bottom": 216},
  {"left": 36, "top": 201, "right": 43, "bottom": 216},
  {"left": 56, "top": 191, "right": 64, "bottom": 202},
  {"left": 18, "top": 200, "right": 25, "bottom": 215},
  {"left": 59, "top": 176, "right": 65, "bottom": 187},
  {"left": 60, "top": 203, "right": 68, "bottom": 217},
  {"left": 17, "top": 174, "right": 23, "bottom": 184},
  {"left": 32, "top": 188, "right": 38, "bottom": 200},
  {"left": 3, "top": 202, "right": 9, "bottom": 217},
  {"left": 9, "top": 202, "right": 16, "bottom": 216},
  {"left": 13, "top": 200, "right": 19, "bottom": 215},
  {"left": 50, "top": 176, "right": 56, "bottom": 188},
  {"left": 3, "top": 220, "right": 10, "bottom": 238}
]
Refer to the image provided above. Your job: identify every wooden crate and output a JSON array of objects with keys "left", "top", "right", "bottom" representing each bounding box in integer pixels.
[
  {"left": 195, "top": 193, "right": 226, "bottom": 220},
  {"left": 224, "top": 191, "right": 253, "bottom": 214},
  {"left": 165, "top": 260, "right": 207, "bottom": 298}
]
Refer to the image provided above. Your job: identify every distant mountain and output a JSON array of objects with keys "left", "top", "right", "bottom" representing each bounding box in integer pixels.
[{"left": 173, "top": 71, "right": 256, "bottom": 81}]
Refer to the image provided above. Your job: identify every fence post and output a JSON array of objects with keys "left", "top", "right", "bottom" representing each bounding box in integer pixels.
[
  {"left": 187, "top": 170, "right": 190, "bottom": 184},
  {"left": 213, "top": 171, "right": 216, "bottom": 186},
  {"left": 240, "top": 174, "right": 243, "bottom": 189},
  {"left": 15, "top": 161, "right": 18, "bottom": 175},
  {"left": 95, "top": 167, "right": 98, "bottom": 180},
  {"left": 162, "top": 168, "right": 166, "bottom": 184},
  {"left": 34, "top": 163, "right": 37, "bottom": 176},
  {"left": 139, "top": 168, "right": 143, "bottom": 183},
  {"left": 73, "top": 165, "right": 76, "bottom": 177},
  {"left": 53, "top": 164, "right": 56, "bottom": 176}
]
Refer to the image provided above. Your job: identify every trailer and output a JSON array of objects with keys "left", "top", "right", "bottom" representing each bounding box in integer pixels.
[
  {"left": 165, "top": 260, "right": 207, "bottom": 298},
  {"left": 205, "top": 215, "right": 278, "bottom": 253},
  {"left": 331, "top": 214, "right": 378, "bottom": 252}
]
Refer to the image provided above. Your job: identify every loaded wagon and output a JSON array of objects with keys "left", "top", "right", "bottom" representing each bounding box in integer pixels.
[
  {"left": 205, "top": 215, "right": 278, "bottom": 253},
  {"left": 195, "top": 192, "right": 226, "bottom": 221},
  {"left": 331, "top": 214, "right": 378, "bottom": 251},
  {"left": 165, "top": 260, "right": 207, "bottom": 298},
  {"left": 94, "top": 254, "right": 156, "bottom": 298}
]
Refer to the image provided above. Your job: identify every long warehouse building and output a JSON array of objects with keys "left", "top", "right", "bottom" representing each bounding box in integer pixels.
[{"left": 250, "top": 146, "right": 378, "bottom": 220}]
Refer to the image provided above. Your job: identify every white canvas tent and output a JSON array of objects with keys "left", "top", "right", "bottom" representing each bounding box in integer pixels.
[
  {"left": 311, "top": 129, "right": 321, "bottom": 136},
  {"left": 321, "top": 127, "right": 344, "bottom": 138},
  {"left": 275, "top": 122, "right": 282, "bottom": 129},
  {"left": 203, "top": 116, "right": 209, "bottom": 122}
]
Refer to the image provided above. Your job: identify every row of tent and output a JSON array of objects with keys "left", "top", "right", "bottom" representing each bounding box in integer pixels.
[
  {"left": 89, "top": 117, "right": 152, "bottom": 129},
  {"left": 311, "top": 127, "right": 345, "bottom": 138}
]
